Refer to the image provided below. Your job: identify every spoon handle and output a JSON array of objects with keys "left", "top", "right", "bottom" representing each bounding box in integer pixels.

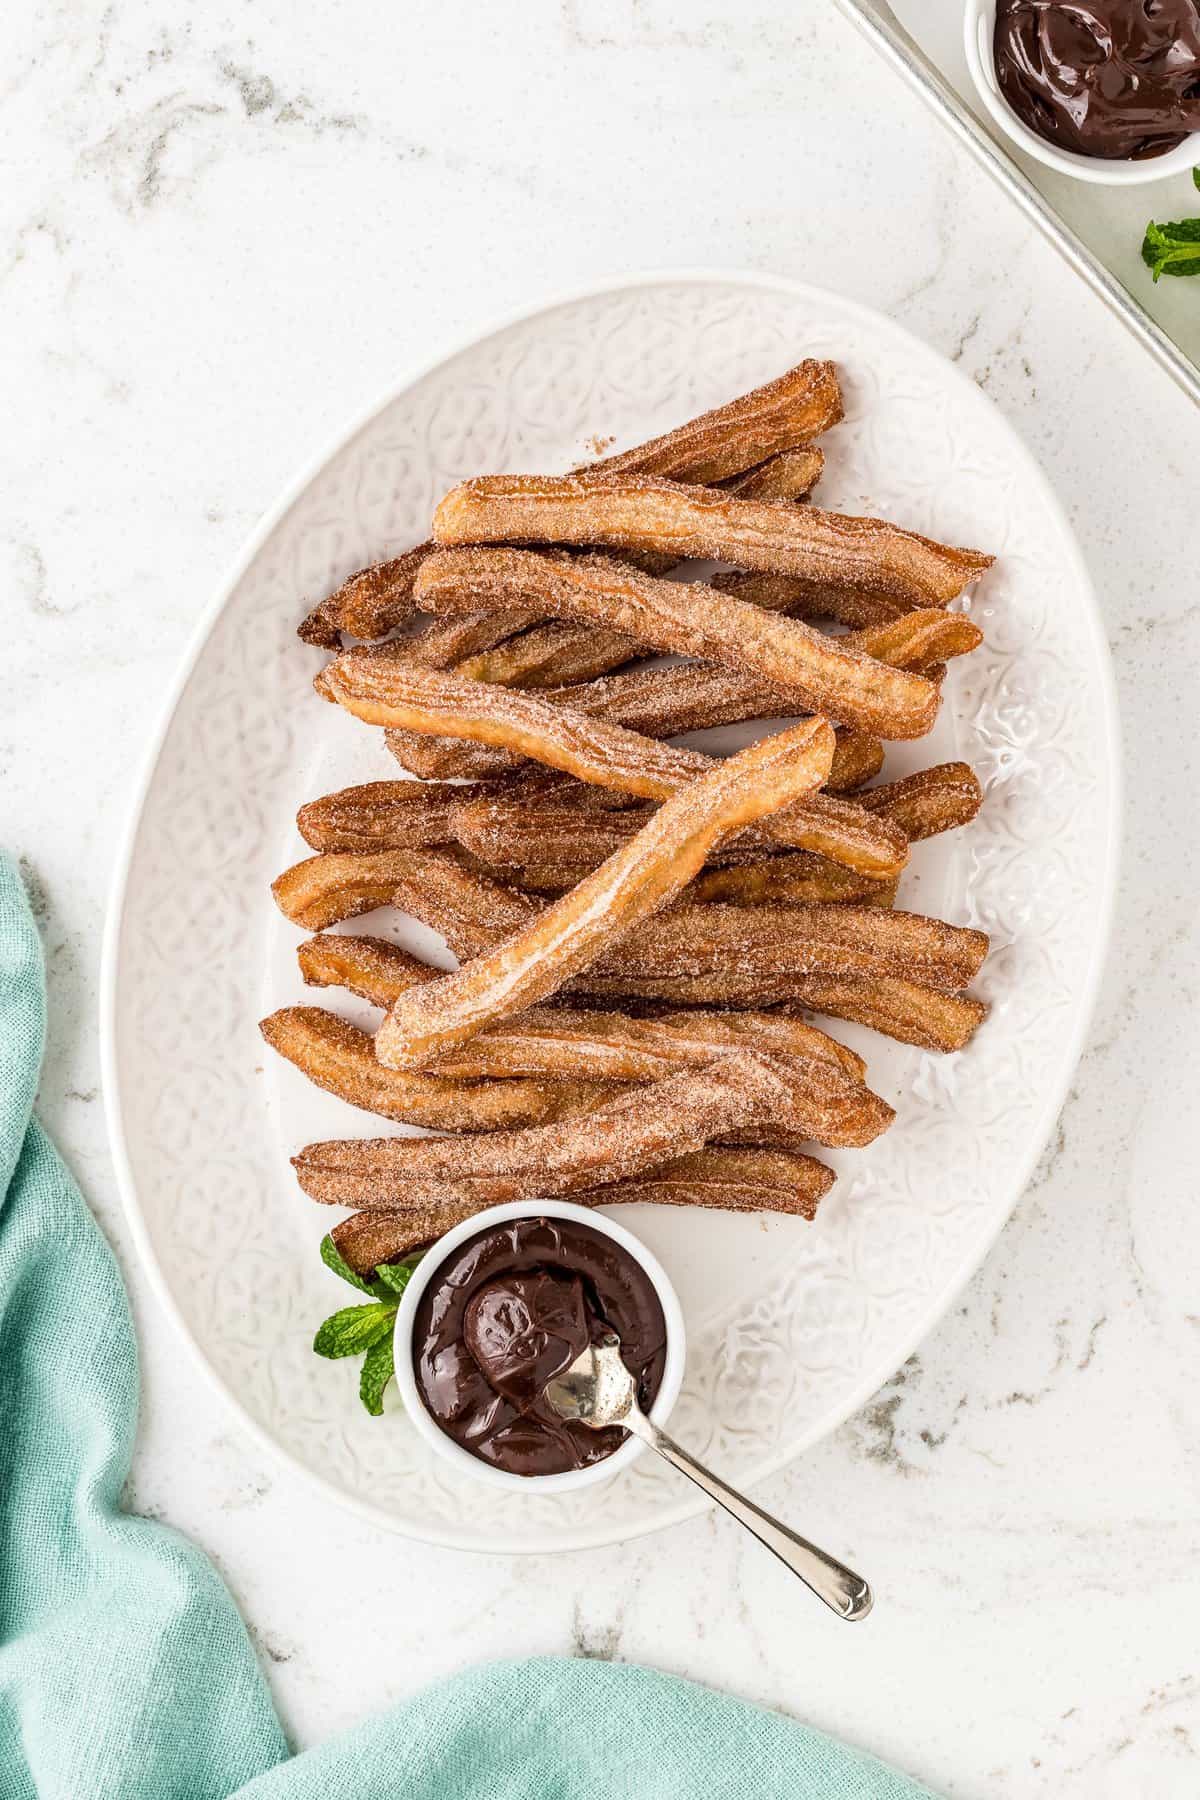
[{"left": 625, "top": 1409, "right": 872, "bottom": 1621}]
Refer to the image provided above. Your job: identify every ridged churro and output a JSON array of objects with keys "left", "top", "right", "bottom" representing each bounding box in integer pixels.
[
  {"left": 297, "top": 781, "right": 461, "bottom": 854},
  {"left": 590, "top": 361, "right": 842, "bottom": 483},
  {"left": 267, "top": 996, "right": 891, "bottom": 1148},
  {"left": 374, "top": 720, "right": 836, "bottom": 1069},
  {"left": 272, "top": 848, "right": 436, "bottom": 931},
  {"left": 297, "top": 931, "right": 432, "bottom": 1007},
  {"left": 298, "top": 548, "right": 431, "bottom": 649},
  {"left": 569, "top": 903, "right": 988, "bottom": 992},
  {"left": 860, "top": 763, "right": 984, "bottom": 840},
  {"left": 294, "top": 1051, "right": 810, "bottom": 1206},
  {"left": 297, "top": 932, "right": 865, "bottom": 1081},
  {"left": 322, "top": 655, "right": 907, "bottom": 873},
  {"left": 329, "top": 1144, "right": 835, "bottom": 1272},
  {"left": 444, "top": 782, "right": 905, "bottom": 881},
  {"left": 431, "top": 474, "right": 993, "bottom": 614},
  {"left": 384, "top": 674, "right": 884, "bottom": 789},
  {"left": 260, "top": 1007, "right": 613, "bottom": 1130},
  {"left": 723, "top": 445, "right": 824, "bottom": 501},
  {"left": 413, "top": 549, "right": 941, "bottom": 738},
  {"left": 299, "top": 361, "right": 843, "bottom": 645}
]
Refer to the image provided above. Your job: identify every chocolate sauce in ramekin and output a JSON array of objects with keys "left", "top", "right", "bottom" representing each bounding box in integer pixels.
[
  {"left": 412, "top": 1216, "right": 667, "bottom": 1477},
  {"left": 994, "top": 0, "right": 1200, "bottom": 160}
]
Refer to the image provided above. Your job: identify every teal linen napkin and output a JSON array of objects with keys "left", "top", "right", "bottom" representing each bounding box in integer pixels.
[{"left": 0, "top": 851, "right": 936, "bottom": 1800}]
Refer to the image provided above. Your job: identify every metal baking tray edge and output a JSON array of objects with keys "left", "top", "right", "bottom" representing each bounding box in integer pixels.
[{"left": 833, "top": 0, "right": 1200, "bottom": 409}]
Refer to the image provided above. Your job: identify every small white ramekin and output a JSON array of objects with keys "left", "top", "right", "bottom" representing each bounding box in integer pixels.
[
  {"left": 392, "top": 1200, "right": 686, "bottom": 1495},
  {"left": 964, "top": 0, "right": 1200, "bottom": 187}
]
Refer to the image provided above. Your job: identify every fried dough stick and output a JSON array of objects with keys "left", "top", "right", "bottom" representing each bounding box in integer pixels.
[
  {"left": 260, "top": 1007, "right": 613, "bottom": 1130},
  {"left": 295, "top": 933, "right": 863, "bottom": 1077},
  {"left": 441, "top": 761, "right": 983, "bottom": 900},
  {"left": 383, "top": 600, "right": 979, "bottom": 784},
  {"left": 413, "top": 550, "right": 940, "bottom": 740},
  {"left": 319, "top": 656, "right": 907, "bottom": 874},
  {"left": 296, "top": 924, "right": 986, "bottom": 1054},
  {"left": 431, "top": 474, "right": 993, "bottom": 613},
  {"left": 329, "top": 1146, "right": 834, "bottom": 1273},
  {"left": 295, "top": 1051, "right": 811, "bottom": 1206},
  {"left": 266, "top": 1002, "right": 891, "bottom": 1149},
  {"left": 374, "top": 720, "right": 836, "bottom": 1069},
  {"left": 299, "top": 360, "right": 843, "bottom": 645}
]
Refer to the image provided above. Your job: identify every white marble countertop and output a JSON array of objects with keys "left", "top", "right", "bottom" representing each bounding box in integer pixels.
[{"left": 5, "top": 4, "right": 1200, "bottom": 1796}]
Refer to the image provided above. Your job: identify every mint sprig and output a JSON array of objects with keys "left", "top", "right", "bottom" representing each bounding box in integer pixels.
[
  {"left": 313, "top": 1233, "right": 422, "bottom": 1415},
  {"left": 1142, "top": 170, "right": 1200, "bottom": 281}
]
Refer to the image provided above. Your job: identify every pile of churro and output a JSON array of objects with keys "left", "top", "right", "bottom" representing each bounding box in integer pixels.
[{"left": 264, "top": 361, "right": 995, "bottom": 1275}]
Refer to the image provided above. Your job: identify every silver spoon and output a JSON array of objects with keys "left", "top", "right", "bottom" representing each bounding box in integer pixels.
[{"left": 546, "top": 1333, "right": 873, "bottom": 1621}]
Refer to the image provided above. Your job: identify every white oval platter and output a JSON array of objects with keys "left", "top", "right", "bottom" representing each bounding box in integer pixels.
[{"left": 102, "top": 272, "right": 1119, "bottom": 1552}]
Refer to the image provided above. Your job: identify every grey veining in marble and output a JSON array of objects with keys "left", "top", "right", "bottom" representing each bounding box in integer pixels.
[{"left": 3, "top": 3, "right": 1200, "bottom": 1796}]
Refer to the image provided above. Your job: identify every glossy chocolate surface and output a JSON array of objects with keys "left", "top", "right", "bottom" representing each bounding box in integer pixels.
[
  {"left": 994, "top": 0, "right": 1200, "bottom": 160},
  {"left": 412, "top": 1217, "right": 667, "bottom": 1476}
]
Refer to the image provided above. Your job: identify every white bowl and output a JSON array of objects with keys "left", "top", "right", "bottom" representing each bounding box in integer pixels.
[
  {"left": 963, "top": 0, "right": 1200, "bottom": 187},
  {"left": 392, "top": 1201, "right": 687, "bottom": 1495}
]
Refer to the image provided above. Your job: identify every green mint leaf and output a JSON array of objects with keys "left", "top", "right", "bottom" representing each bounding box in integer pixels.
[
  {"left": 1141, "top": 217, "right": 1200, "bottom": 281},
  {"left": 1193, "top": 167, "right": 1200, "bottom": 193},
  {"left": 313, "top": 1301, "right": 397, "bottom": 1359},
  {"left": 359, "top": 1333, "right": 395, "bottom": 1416},
  {"left": 373, "top": 1252, "right": 424, "bottom": 1296},
  {"left": 320, "top": 1233, "right": 391, "bottom": 1299}
]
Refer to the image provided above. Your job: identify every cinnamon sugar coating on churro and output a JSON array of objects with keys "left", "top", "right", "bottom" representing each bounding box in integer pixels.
[
  {"left": 299, "top": 361, "right": 844, "bottom": 645},
  {"left": 297, "top": 933, "right": 433, "bottom": 1007},
  {"left": 322, "top": 655, "right": 907, "bottom": 874},
  {"left": 293, "top": 1051, "right": 807, "bottom": 1207},
  {"left": 299, "top": 547, "right": 430, "bottom": 649},
  {"left": 272, "top": 848, "right": 437, "bottom": 931},
  {"left": 374, "top": 720, "right": 835, "bottom": 1069},
  {"left": 413, "top": 549, "right": 940, "bottom": 739},
  {"left": 296, "top": 932, "right": 864, "bottom": 1083},
  {"left": 328, "top": 1143, "right": 835, "bottom": 1272},
  {"left": 384, "top": 670, "right": 884, "bottom": 789},
  {"left": 444, "top": 782, "right": 906, "bottom": 881},
  {"left": 589, "top": 361, "right": 842, "bottom": 483},
  {"left": 259, "top": 1007, "right": 613, "bottom": 1130},
  {"left": 297, "top": 781, "right": 461, "bottom": 854},
  {"left": 860, "top": 763, "right": 984, "bottom": 840},
  {"left": 571, "top": 903, "right": 987, "bottom": 992},
  {"left": 723, "top": 445, "right": 824, "bottom": 501},
  {"left": 431, "top": 474, "right": 992, "bottom": 614}
]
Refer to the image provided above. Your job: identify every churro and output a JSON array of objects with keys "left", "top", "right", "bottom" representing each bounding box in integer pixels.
[
  {"left": 322, "top": 655, "right": 908, "bottom": 872},
  {"left": 723, "top": 445, "right": 824, "bottom": 501},
  {"left": 299, "top": 360, "right": 843, "bottom": 644},
  {"left": 413, "top": 549, "right": 940, "bottom": 738},
  {"left": 374, "top": 719, "right": 835, "bottom": 1069},
  {"left": 570, "top": 903, "right": 988, "bottom": 991},
  {"left": 444, "top": 783, "right": 905, "bottom": 881},
  {"left": 860, "top": 763, "right": 984, "bottom": 840},
  {"left": 686, "top": 861, "right": 897, "bottom": 908},
  {"left": 431, "top": 474, "right": 993, "bottom": 614},
  {"left": 297, "top": 781, "right": 461, "bottom": 854},
  {"left": 776, "top": 979, "right": 988, "bottom": 1053},
  {"left": 297, "top": 932, "right": 867, "bottom": 1083},
  {"left": 298, "top": 548, "right": 430, "bottom": 649},
  {"left": 298, "top": 932, "right": 433, "bottom": 1007},
  {"left": 260, "top": 1007, "right": 612, "bottom": 1130},
  {"left": 272, "top": 848, "right": 437, "bottom": 931},
  {"left": 573, "top": 971, "right": 988, "bottom": 1051},
  {"left": 294, "top": 1051, "right": 810, "bottom": 1206},
  {"left": 590, "top": 360, "right": 842, "bottom": 482},
  {"left": 329, "top": 1144, "right": 835, "bottom": 1272},
  {"left": 384, "top": 672, "right": 884, "bottom": 789}
]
